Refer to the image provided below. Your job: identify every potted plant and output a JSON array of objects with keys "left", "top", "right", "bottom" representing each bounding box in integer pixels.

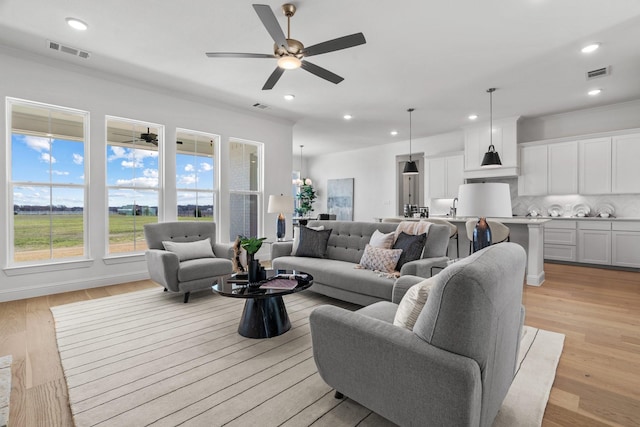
[
  {"left": 296, "top": 178, "right": 317, "bottom": 217},
  {"left": 240, "top": 236, "right": 267, "bottom": 283}
]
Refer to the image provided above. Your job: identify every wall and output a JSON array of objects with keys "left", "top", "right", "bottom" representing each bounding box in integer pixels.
[
  {"left": 0, "top": 47, "right": 293, "bottom": 301},
  {"left": 303, "top": 131, "right": 464, "bottom": 221}
]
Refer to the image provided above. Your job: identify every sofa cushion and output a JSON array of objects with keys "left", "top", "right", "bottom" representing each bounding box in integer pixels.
[
  {"left": 292, "top": 225, "right": 324, "bottom": 255},
  {"left": 359, "top": 244, "right": 403, "bottom": 273},
  {"left": 162, "top": 238, "right": 214, "bottom": 261},
  {"left": 392, "top": 232, "right": 426, "bottom": 270},
  {"left": 295, "top": 227, "right": 332, "bottom": 258},
  {"left": 369, "top": 229, "right": 395, "bottom": 249},
  {"left": 393, "top": 276, "right": 436, "bottom": 329},
  {"left": 177, "top": 257, "right": 233, "bottom": 282}
]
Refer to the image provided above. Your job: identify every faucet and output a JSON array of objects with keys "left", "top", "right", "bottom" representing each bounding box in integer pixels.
[{"left": 450, "top": 198, "right": 458, "bottom": 217}]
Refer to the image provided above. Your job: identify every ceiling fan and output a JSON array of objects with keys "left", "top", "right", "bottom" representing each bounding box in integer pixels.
[
  {"left": 119, "top": 128, "right": 159, "bottom": 146},
  {"left": 205, "top": 3, "right": 366, "bottom": 90}
]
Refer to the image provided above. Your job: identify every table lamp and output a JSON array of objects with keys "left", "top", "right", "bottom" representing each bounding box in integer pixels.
[
  {"left": 456, "top": 183, "right": 512, "bottom": 252},
  {"left": 268, "top": 194, "right": 294, "bottom": 241}
]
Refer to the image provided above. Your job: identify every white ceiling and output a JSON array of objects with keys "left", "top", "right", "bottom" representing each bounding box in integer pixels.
[{"left": 2, "top": 0, "right": 640, "bottom": 157}]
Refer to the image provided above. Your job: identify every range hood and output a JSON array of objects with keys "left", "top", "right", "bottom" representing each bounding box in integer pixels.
[{"left": 463, "top": 116, "right": 520, "bottom": 179}]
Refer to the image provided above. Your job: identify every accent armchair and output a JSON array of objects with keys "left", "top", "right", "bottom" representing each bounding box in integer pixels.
[
  {"left": 144, "top": 222, "right": 234, "bottom": 303},
  {"left": 310, "top": 242, "right": 526, "bottom": 427}
]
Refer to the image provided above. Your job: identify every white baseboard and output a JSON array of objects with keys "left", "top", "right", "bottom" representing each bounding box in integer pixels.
[
  {"left": 0, "top": 271, "right": 151, "bottom": 302},
  {"left": 526, "top": 271, "right": 545, "bottom": 286}
]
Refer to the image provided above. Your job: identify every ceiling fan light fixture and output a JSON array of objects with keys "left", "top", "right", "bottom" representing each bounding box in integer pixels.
[{"left": 277, "top": 55, "right": 301, "bottom": 69}]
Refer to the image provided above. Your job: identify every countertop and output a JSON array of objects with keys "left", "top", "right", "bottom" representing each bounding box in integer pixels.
[{"left": 379, "top": 215, "right": 640, "bottom": 223}]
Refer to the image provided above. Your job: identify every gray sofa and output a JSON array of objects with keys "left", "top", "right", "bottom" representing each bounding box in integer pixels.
[
  {"left": 271, "top": 220, "right": 450, "bottom": 306},
  {"left": 310, "top": 242, "right": 527, "bottom": 427},
  {"left": 144, "top": 222, "right": 234, "bottom": 302}
]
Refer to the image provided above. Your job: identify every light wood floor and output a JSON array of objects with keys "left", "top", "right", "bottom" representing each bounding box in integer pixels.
[{"left": 1, "top": 263, "right": 638, "bottom": 426}]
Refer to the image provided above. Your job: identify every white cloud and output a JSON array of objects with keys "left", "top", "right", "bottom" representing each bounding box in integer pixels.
[
  {"left": 184, "top": 164, "right": 195, "bottom": 172},
  {"left": 51, "top": 170, "right": 69, "bottom": 176},
  {"left": 73, "top": 153, "right": 84, "bottom": 165},
  {"left": 108, "top": 146, "right": 157, "bottom": 168},
  {"left": 24, "top": 135, "right": 50, "bottom": 152},
  {"left": 41, "top": 152, "right": 56, "bottom": 163},
  {"left": 121, "top": 160, "right": 140, "bottom": 168},
  {"left": 200, "top": 162, "right": 213, "bottom": 172},
  {"left": 178, "top": 174, "right": 196, "bottom": 185},
  {"left": 115, "top": 168, "right": 159, "bottom": 187}
]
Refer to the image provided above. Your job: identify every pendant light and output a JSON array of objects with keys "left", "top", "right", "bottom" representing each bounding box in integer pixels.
[
  {"left": 481, "top": 88, "right": 502, "bottom": 168},
  {"left": 402, "top": 108, "right": 419, "bottom": 175}
]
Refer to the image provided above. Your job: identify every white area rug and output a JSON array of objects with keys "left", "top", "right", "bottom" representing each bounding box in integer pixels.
[
  {"left": 0, "top": 355, "right": 12, "bottom": 427},
  {"left": 51, "top": 288, "right": 564, "bottom": 427}
]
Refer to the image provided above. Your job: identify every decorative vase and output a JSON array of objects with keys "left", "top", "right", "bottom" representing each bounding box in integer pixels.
[{"left": 248, "top": 258, "right": 261, "bottom": 284}]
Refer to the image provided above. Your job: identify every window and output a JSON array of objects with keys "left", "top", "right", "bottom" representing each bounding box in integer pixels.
[
  {"left": 106, "top": 117, "right": 161, "bottom": 254},
  {"left": 228, "top": 140, "right": 262, "bottom": 240},
  {"left": 8, "top": 98, "right": 88, "bottom": 264},
  {"left": 176, "top": 129, "right": 218, "bottom": 221}
]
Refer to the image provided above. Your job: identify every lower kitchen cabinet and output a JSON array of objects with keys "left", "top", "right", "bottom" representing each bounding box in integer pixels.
[
  {"left": 544, "top": 221, "right": 577, "bottom": 262},
  {"left": 612, "top": 222, "right": 640, "bottom": 268},
  {"left": 577, "top": 229, "right": 612, "bottom": 264}
]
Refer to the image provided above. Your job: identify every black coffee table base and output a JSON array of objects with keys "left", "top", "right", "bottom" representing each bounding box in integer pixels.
[{"left": 238, "top": 295, "right": 291, "bottom": 339}]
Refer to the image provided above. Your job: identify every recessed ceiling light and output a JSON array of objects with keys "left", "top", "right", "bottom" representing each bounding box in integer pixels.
[
  {"left": 284, "top": 94, "right": 295, "bottom": 101},
  {"left": 581, "top": 43, "right": 600, "bottom": 53},
  {"left": 66, "top": 17, "right": 88, "bottom": 31},
  {"left": 343, "top": 114, "right": 352, "bottom": 120},
  {"left": 468, "top": 114, "right": 478, "bottom": 120},
  {"left": 390, "top": 130, "right": 398, "bottom": 136},
  {"left": 588, "top": 89, "right": 602, "bottom": 96}
]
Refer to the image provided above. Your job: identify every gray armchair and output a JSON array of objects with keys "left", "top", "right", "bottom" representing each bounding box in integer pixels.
[
  {"left": 309, "top": 242, "right": 526, "bottom": 427},
  {"left": 144, "top": 222, "right": 233, "bottom": 303}
]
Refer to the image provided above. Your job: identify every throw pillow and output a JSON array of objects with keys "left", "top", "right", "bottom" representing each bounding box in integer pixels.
[
  {"left": 162, "top": 238, "right": 215, "bottom": 262},
  {"left": 393, "top": 277, "right": 436, "bottom": 330},
  {"left": 291, "top": 225, "right": 325, "bottom": 255},
  {"left": 392, "top": 232, "right": 427, "bottom": 270},
  {"left": 295, "top": 227, "right": 332, "bottom": 258},
  {"left": 358, "top": 244, "right": 403, "bottom": 273},
  {"left": 369, "top": 229, "right": 395, "bottom": 249}
]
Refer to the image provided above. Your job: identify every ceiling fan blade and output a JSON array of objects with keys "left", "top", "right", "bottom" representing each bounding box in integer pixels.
[
  {"left": 205, "top": 52, "right": 275, "bottom": 59},
  {"left": 262, "top": 67, "right": 285, "bottom": 90},
  {"left": 300, "top": 60, "right": 344, "bottom": 84},
  {"left": 302, "top": 33, "right": 366, "bottom": 57},
  {"left": 253, "top": 4, "right": 288, "bottom": 49}
]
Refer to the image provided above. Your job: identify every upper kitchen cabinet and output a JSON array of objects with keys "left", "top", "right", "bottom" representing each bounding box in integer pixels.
[
  {"left": 518, "top": 140, "right": 578, "bottom": 196},
  {"left": 548, "top": 141, "right": 578, "bottom": 194},
  {"left": 464, "top": 116, "right": 520, "bottom": 179},
  {"left": 612, "top": 133, "right": 640, "bottom": 194},
  {"left": 427, "top": 152, "right": 464, "bottom": 199},
  {"left": 579, "top": 137, "right": 612, "bottom": 194}
]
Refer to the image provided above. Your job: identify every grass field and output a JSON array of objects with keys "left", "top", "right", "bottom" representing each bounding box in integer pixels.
[{"left": 13, "top": 214, "right": 212, "bottom": 261}]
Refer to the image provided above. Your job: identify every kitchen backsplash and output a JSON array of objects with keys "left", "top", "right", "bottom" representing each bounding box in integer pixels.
[{"left": 472, "top": 178, "right": 640, "bottom": 218}]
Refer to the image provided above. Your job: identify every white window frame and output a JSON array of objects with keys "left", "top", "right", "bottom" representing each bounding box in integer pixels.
[
  {"left": 6, "top": 97, "right": 90, "bottom": 267},
  {"left": 228, "top": 139, "right": 264, "bottom": 240}
]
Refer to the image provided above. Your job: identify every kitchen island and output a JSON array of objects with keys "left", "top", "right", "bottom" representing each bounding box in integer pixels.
[{"left": 376, "top": 216, "right": 551, "bottom": 286}]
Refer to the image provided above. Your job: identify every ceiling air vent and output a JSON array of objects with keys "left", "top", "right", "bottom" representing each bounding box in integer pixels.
[
  {"left": 48, "top": 40, "right": 91, "bottom": 59},
  {"left": 252, "top": 103, "right": 269, "bottom": 110},
  {"left": 586, "top": 66, "right": 610, "bottom": 80}
]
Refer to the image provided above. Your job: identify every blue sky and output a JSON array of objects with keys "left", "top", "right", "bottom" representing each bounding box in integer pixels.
[{"left": 11, "top": 133, "right": 215, "bottom": 209}]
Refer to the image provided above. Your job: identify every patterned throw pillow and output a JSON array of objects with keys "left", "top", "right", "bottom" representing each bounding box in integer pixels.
[
  {"left": 369, "top": 229, "right": 395, "bottom": 249},
  {"left": 393, "top": 232, "right": 427, "bottom": 270},
  {"left": 359, "top": 244, "right": 403, "bottom": 273},
  {"left": 393, "top": 277, "right": 436, "bottom": 330}
]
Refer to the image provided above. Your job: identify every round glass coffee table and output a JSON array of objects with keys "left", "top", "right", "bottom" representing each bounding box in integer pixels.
[{"left": 212, "top": 270, "right": 313, "bottom": 339}]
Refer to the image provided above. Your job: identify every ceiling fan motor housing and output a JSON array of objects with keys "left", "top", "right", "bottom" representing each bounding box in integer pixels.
[{"left": 274, "top": 39, "right": 304, "bottom": 57}]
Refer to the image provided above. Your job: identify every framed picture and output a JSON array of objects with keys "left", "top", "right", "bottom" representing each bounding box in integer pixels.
[{"left": 327, "top": 178, "right": 354, "bottom": 221}]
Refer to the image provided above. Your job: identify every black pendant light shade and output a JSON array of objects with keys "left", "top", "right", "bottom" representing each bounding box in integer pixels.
[
  {"left": 402, "top": 108, "right": 419, "bottom": 175},
  {"left": 481, "top": 88, "right": 502, "bottom": 168},
  {"left": 403, "top": 160, "right": 419, "bottom": 174}
]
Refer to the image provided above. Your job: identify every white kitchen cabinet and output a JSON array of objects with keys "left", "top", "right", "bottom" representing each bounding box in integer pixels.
[
  {"left": 612, "top": 133, "right": 640, "bottom": 194},
  {"left": 579, "top": 137, "right": 612, "bottom": 194},
  {"left": 544, "top": 221, "right": 577, "bottom": 262},
  {"left": 577, "top": 221, "right": 612, "bottom": 265},
  {"left": 612, "top": 222, "right": 640, "bottom": 268},
  {"left": 548, "top": 141, "right": 578, "bottom": 194},
  {"left": 518, "top": 145, "right": 547, "bottom": 196},
  {"left": 428, "top": 153, "right": 463, "bottom": 199}
]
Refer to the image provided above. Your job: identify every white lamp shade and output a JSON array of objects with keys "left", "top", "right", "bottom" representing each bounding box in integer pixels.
[
  {"left": 268, "top": 195, "right": 294, "bottom": 214},
  {"left": 456, "top": 183, "right": 512, "bottom": 218}
]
